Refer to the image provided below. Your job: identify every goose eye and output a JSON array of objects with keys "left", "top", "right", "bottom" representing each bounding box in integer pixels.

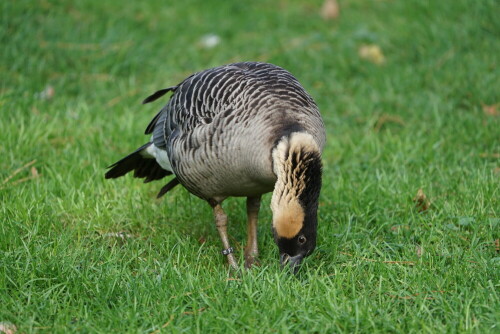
[{"left": 298, "top": 235, "right": 307, "bottom": 245}]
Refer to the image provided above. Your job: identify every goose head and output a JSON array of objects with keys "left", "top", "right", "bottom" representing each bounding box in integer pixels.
[{"left": 271, "top": 132, "right": 322, "bottom": 272}]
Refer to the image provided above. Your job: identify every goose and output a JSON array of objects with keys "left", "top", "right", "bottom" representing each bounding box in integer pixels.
[{"left": 105, "top": 62, "right": 326, "bottom": 271}]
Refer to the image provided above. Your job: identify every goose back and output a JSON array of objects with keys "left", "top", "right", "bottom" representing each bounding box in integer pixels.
[{"left": 146, "top": 62, "right": 325, "bottom": 200}]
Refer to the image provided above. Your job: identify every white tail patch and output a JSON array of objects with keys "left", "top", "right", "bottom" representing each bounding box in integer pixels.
[{"left": 144, "top": 141, "right": 173, "bottom": 173}]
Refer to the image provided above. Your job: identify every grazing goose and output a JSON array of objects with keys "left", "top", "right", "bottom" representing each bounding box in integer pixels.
[{"left": 105, "top": 62, "right": 326, "bottom": 271}]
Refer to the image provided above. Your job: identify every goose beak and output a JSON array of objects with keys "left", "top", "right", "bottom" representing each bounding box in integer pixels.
[{"left": 280, "top": 253, "right": 304, "bottom": 273}]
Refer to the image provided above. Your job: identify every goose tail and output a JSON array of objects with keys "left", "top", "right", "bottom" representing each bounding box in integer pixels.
[{"left": 105, "top": 143, "right": 171, "bottom": 183}]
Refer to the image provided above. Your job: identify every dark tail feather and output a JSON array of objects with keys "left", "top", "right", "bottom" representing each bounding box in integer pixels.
[
  {"left": 142, "top": 86, "right": 177, "bottom": 104},
  {"left": 157, "top": 178, "right": 180, "bottom": 198},
  {"left": 105, "top": 143, "right": 171, "bottom": 182}
]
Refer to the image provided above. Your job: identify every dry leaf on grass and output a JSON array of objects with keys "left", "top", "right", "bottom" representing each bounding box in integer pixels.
[
  {"left": 482, "top": 103, "right": 499, "bottom": 116},
  {"left": 415, "top": 245, "right": 423, "bottom": 258},
  {"left": 358, "top": 44, "right": 385, "bottom": 65},
  {"left": 199, "top": 34, "right": 221, "bottom": 49},
  {"left": 388, "top": 290, "right": 446, "bottom": 300},
  {"left": 479, "top": 152, "right": 500, "bottom": 159},
  {"left": 151, "top": 315, "right": 175, "bottom": 334},
  {"left": 182, "top": 307, "right": 207, "bottom": 315},
  {"left": 99, "top": 232, "right": 133, "bottom": 239},
  {"left": 36, "top": 85, "right": 55, "bottom": 100},
  {"left": 0, "top": 160, "right": 39, "bottom": 190},
  {"left": 390, "top": 225, "right": 410, "bottom": 232},
  {"left": 31, "top": 166, "right": 39, "bottom": 178},
  {"left": 0, "top": 322, "right": 17, "bottom": 334},
  {"left": 321, "top": 0, "right": 340, "bottom": 20},
  {"left": 106, "top": 89, "right": 139, "bottom": 108},
  {"left": 413, "top": 188, "right": 430, "bottom": 212},
  {"left": 339, "top": 251, "right": 415, "bottom": 266},
  {"left": 374, "top": 114, "right": 405, "bottom": 132}
]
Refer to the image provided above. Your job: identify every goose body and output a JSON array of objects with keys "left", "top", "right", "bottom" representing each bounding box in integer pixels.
[{"left": 106, "top": 62, "right": 326, "bottom": 270}]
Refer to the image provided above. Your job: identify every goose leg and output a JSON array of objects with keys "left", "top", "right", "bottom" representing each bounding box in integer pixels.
[
  {"left": 210, "top": 201, "right": 238, "bottom": 270},
  {"left": 245, "top": 196, "right": 261, "bottom": 268}
]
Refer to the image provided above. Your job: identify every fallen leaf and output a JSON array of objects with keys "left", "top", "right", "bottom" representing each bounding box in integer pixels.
[
  {"left": 358, "top": 44, "right": 385, "bottom": 65},
  {"left": 106, "top": 89, "right": 139, "bottom": 108},
  {"left": 199, "top": 34, "right": 221, "bottom": 49},
  {"left": 0, "top": 322, "right": 17, "bottom": 334},
  {"left": 491, "top": 257, "right": 500, "bottom": 266},
  {"left": 36, "top": 85, "right": 55, "bottom": 100},
  {"left": 226, "top": 278, "right": 241, "bottom": 281},
  {"left": 0, "top": 160, "right": 38, "bottom": 190},
  {"left": 374, "top": 114, "right": 405, "bottom": 132},
  {"left": 415, "top": 245, "right": 423, "bottom": 258},
  {"left": 445, "top": 223, "right": 459, "bottom": 231},
  {"left": 390, "top": 225, "right": 410, "bottom": 232},
  {"left": 413, "top": 188, "right": 430, "bottom": 212},
  {"left": 320, "top": 0, "right": 340, "bottom": 20},
  {"left": 457, "top": 217, "right": 475, "bottom": 226},
  {"left": 339, "top": 251, "right": 415, "bottom": 265},
  {"left": 182, "top": 307, "right": 206, "bottom": 315},
  {"left": 151, "top": 315, "right": 175, "bottom": 334},
  {"left": 388, "top": 290, "right": 446, "bottom": 300},
  {"left": 30, "top": 166, "right": 39, "bottom": 178},
  {"left": 482, "top": 103, "right": 499, "bottom": 116},
  {"left": 99, "top": 232, "right": 133, "bottom": 239},
  {"left": 479, "top": 153, "right": 500, "bottom": 158}
]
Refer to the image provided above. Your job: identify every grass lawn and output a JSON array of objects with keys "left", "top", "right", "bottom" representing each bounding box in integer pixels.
[{"left": 1, "top": 0, "right": 499, "bottom": 332}]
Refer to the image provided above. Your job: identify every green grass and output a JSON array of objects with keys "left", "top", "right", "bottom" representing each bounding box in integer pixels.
[{"left": 1, "top": 0, "right": 499, "bottom": 332}]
